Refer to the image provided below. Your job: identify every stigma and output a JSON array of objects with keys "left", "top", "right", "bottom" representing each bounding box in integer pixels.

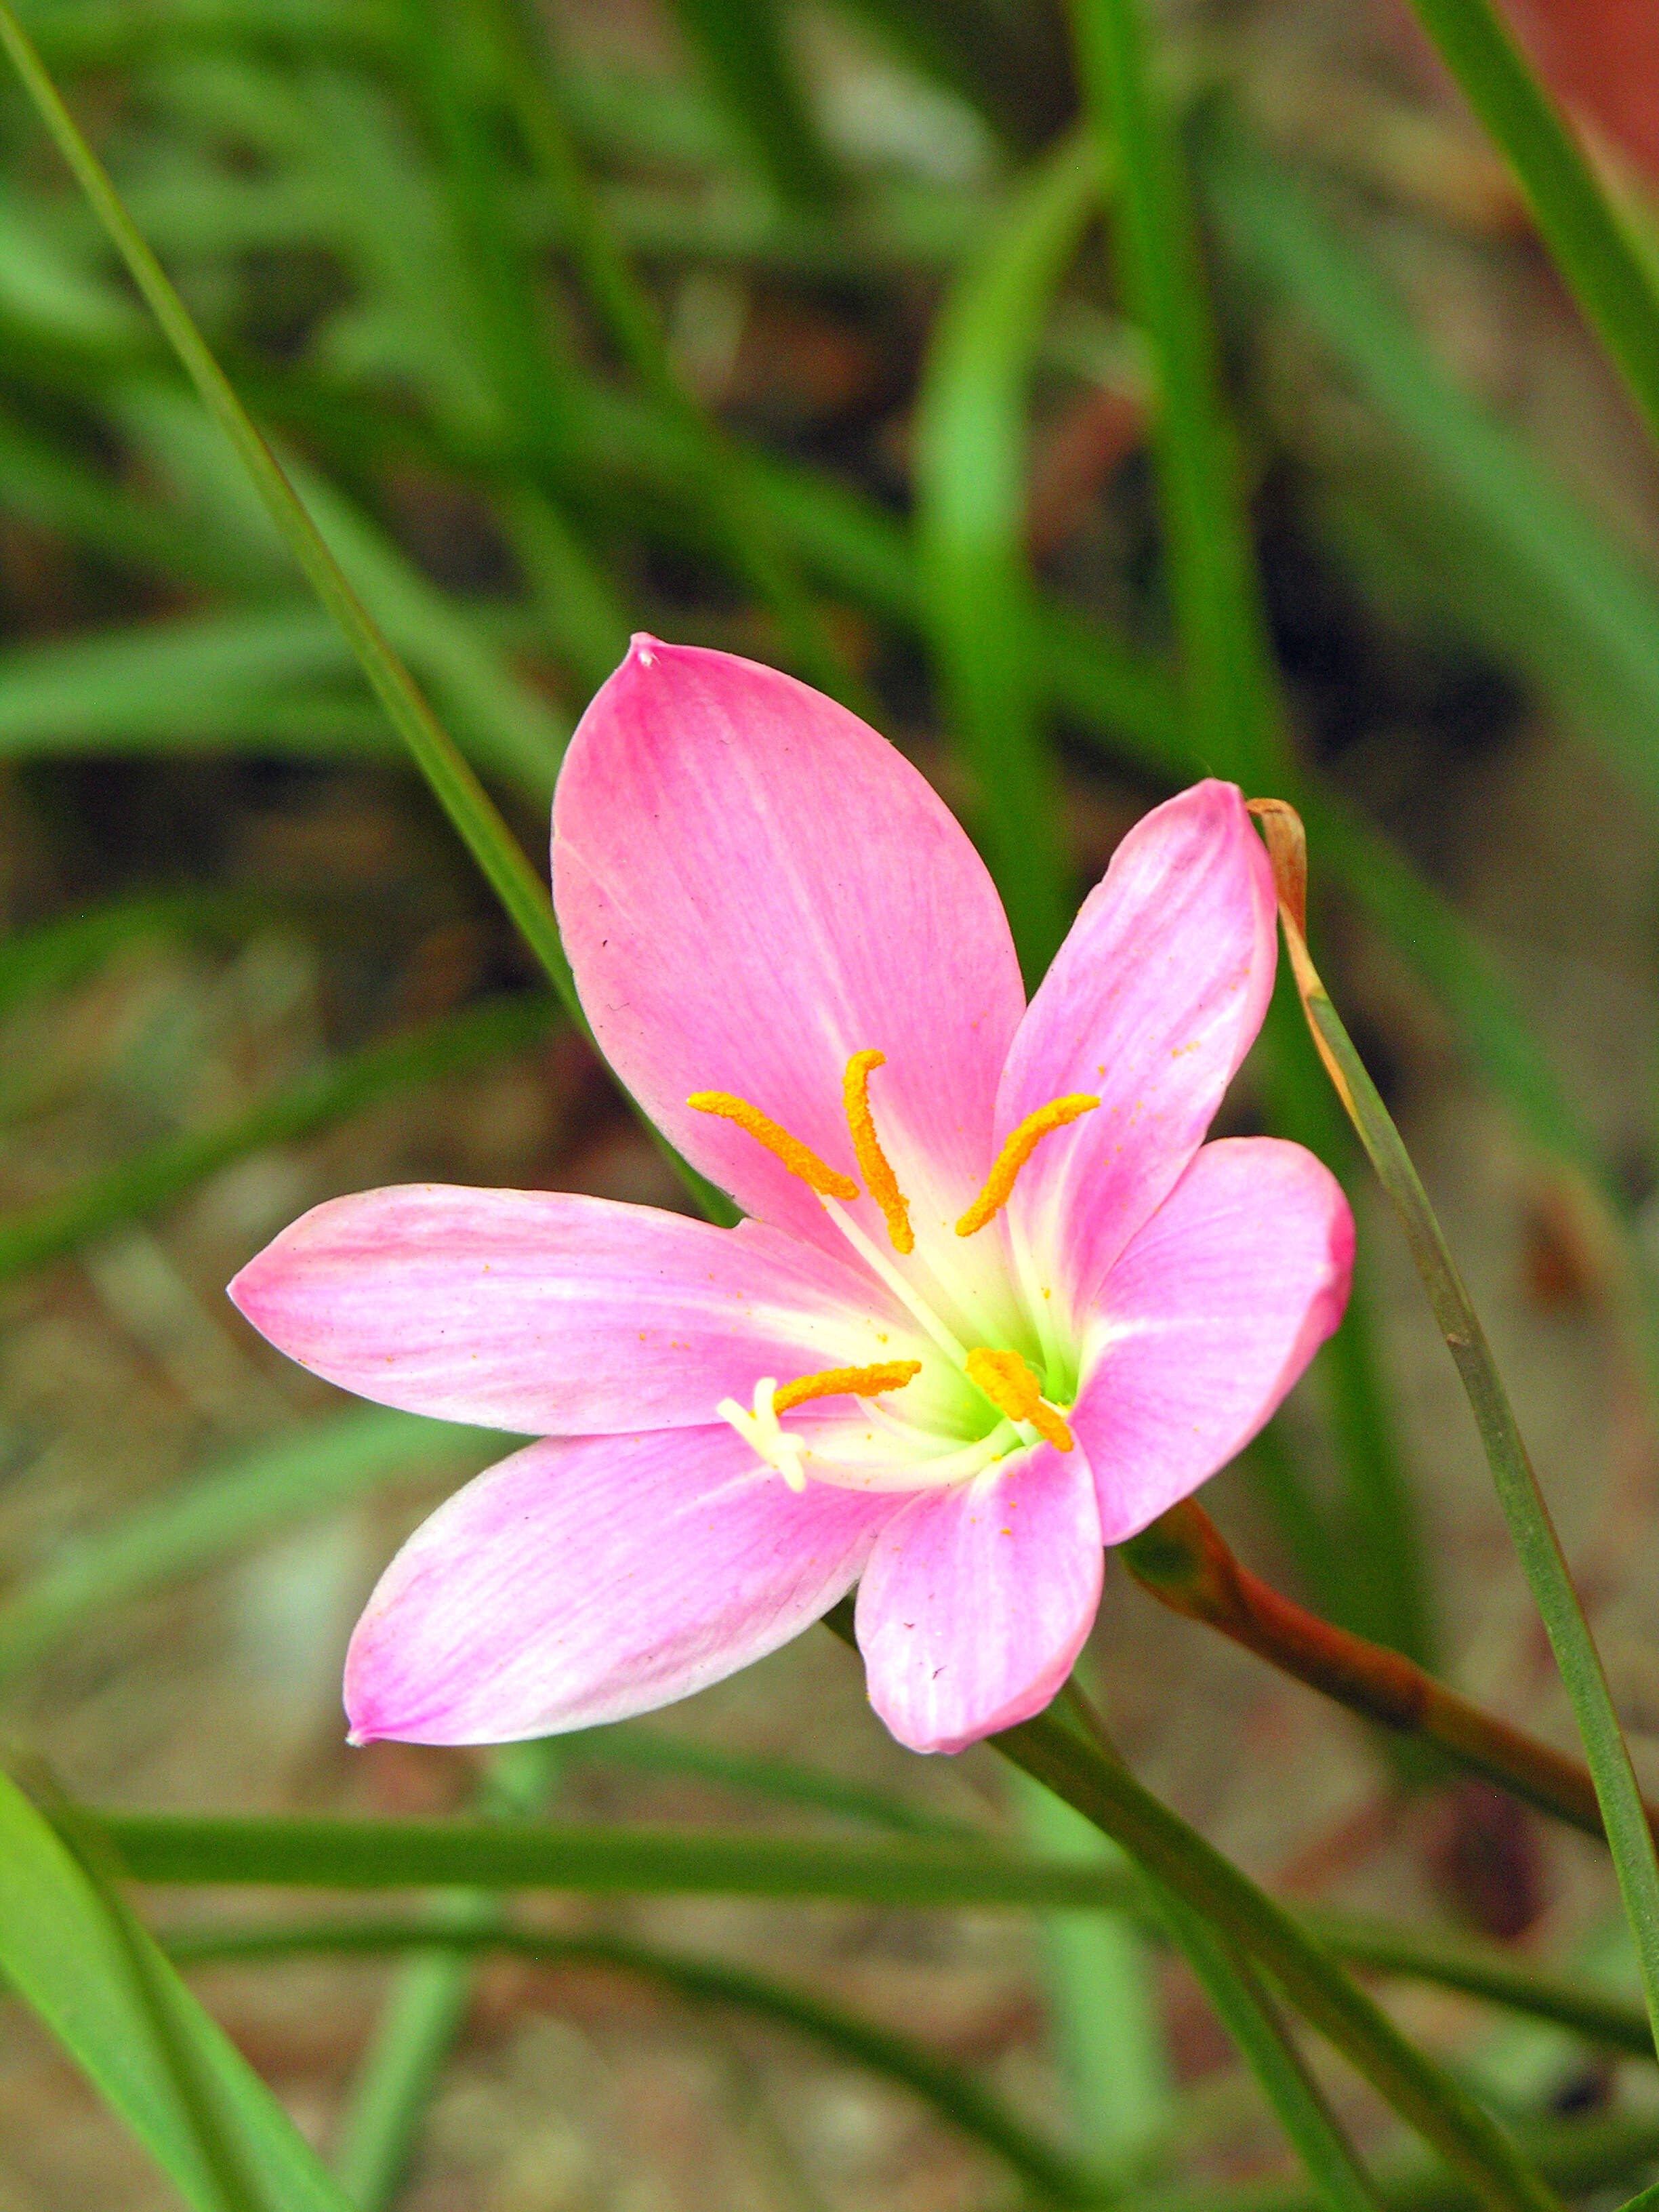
[{"left": 717, "top": 1359, "right": 922, "bottom": 1492}]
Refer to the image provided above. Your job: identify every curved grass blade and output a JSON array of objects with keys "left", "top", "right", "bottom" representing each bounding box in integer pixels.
[
  {"left": 166, "top": 1915, "right": 1110, "bottom": 2206},
  {"left": 913, "top": 124, "right": 1098, "bottom": 979},
  {"left": 1399, "top": 0, "right": 1659, "bottom": 450},
  {"left": 989, "top": 1709, "right": 1562, "bottom": 2212},
  {"left": 660, "top": 0, "right": 840, "bottom": 209},
  {"left": 328, "top": 1744, "right": 561, "bottom": 2212},
  {"left": 0, "top": 0, "right": 565, "bottom": 995},
  {"left": 66, "top": 1801, "right": 1659, "bottom": 2057},
  {"left": 1065, "top": 0, "right": 1284, "bottom": 790},
  {"left": 1252, "top": 799, "right": 1659, "bottom": 2064},
  {"left": 1014, "top": 1769, "right": 1173, "bottom": 2179},
  {"left": 0, "top": 991, "right": 558, "bottom": 1282},
  {"left": 0, "top": 1767, "right": 356, "bottom": 2212},
  {"left": 0, "top": 1407, "right": 503, "bottom": 1683}
]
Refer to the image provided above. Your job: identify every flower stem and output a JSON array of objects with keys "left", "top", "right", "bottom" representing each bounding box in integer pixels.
[
  {"left": 1251, "top": 796, "right": 1659, "bottom": 2065},
  {"left": 991, "top": 1712, "right": 1560, "bottom": 2212},
  {"left": 1119, "top": 1497, "right": 1650, "bottom": 1852}
]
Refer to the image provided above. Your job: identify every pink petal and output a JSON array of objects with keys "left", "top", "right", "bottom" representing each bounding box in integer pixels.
[
  {"left": 1073, "top": 1137, "right": 1354, "bottom": 1544},
  {"left": 855, "top": 1446, "right": 1102, "bottom": 1755},
  {"left": 996, "top": 781, "right": 1276, "bottom": 1316},
  {"left": 552, "top": 639, "right": 1025, "bottom": 1274},
  {"left": 345, "top": 1425, "right": 896, "bottom": 1744},
  {"left": 230, "top": 1185, "right": 922, "bottom": 1435}
]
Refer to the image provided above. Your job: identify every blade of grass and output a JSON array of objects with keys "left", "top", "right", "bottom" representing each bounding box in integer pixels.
[
  {"left": 0, "top": 1407, "right": 504, "bottom": 1683},
  {"left": 913, "top": 123, "right": 1097, "bottom": 979},
  {"left": 0, "top": 3, "right": 567, "bottom": 999},
  {"left": 167, "top": 1914, "right": 1111, "bottom": 2207},
  {"left": 0, "top": 13, "right": 735, "bottom": 1223},
  {"left": 68, "top": 1803, "right": 1659, "bottom": 2055},
  {"left": 1014, "top": 1769, "right": 1174, "bottom": 2179},
  {"left": 0, "top": 1767, "right": 357, "bottom": 2212},
  {"left": 0, "top": 991, "right": 558, "bottom": 1282},
  {"left": 1066, "top": 0, "right": 1283, "bottom": 789},
  {"left": 1066, "top": 0, "right": 1432, "bottom": 1666},
  {"left": 1200, "top": 123, "right": 1659, "bottom": 814},
  {"left": 986, "top": 1708, "right": 1562, "bottom": 2212},
  {"left": 328, "top": 1742, "right": 562, "bottom": 2212},
  {"left": 660, "top": 0, "right": 840, "bottom": 209},
  {"left": 474, "top": 0, "right": 872, "bottom": 716},
  {"left": 0, "top": 888, "right": 261, "bottom": 1015},
  {"left": 1253, "top": 798, "right": 1659, "bottom": 2063},
  {"left": 1399, "top": 0, "right": 1659, "bottom": 449}
]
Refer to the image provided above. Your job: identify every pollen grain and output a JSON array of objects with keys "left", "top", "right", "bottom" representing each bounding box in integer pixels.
[
  {"left": 964, "top": 1346, "right": 1073, "bottom": 1451},
  {"left": 956, "top": 1094, "right": 1099, "bottom": 1236},
  {"left": 774, "top": 1359, "right": 923, "bottom": 1414},
  {"left": 687, "top": 1091, "right": 859, "bottom": 1199},
  {"left": 842, "top": 1050, "right": 914, "bottom": 1254}
]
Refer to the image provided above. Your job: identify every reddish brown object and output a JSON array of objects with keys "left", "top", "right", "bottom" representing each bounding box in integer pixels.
[{"left": 1503, "top": 0, "right": 1659, "bottom": 183}]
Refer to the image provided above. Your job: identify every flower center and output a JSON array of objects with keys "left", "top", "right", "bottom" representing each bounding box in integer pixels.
[{"left": 691, "top": 1053, "right": 1088, "bottom": 1490}]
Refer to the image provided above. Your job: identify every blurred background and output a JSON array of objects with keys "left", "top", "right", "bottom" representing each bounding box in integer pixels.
[{"left": 5, "top": 0, "right": 1659, "bottom": 2204}]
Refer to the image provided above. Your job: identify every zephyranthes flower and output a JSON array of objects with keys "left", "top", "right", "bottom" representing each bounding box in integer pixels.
[{"left": 230, "top": 640, "right": 1353, "bottom": 1755}]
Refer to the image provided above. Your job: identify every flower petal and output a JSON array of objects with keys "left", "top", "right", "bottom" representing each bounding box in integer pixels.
[
  {"left": 855, "top": 1446, "right": 1102, "bottom": 1754},
  {"left": 552, "top": 639, "right": 1025, "bottom": 1273},
  {"left": 1073, "top": 1137, "right": 1354, "bottom": 1544},
  {"left": 345, "top": 1426, "right": 896, "bottom": 1744},
  {"left": 230, "top": 1184, "right": 924, "bottom": 1435},
  {"left": 995, "top": 781, "right": 1276, "bottom": 1317}
]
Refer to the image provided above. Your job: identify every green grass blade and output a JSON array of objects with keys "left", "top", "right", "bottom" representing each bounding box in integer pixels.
[
  {"left": 167, "top": 1917, "right": 1109, "bottom": 2206},
  {"left": 0, "top": 1767, "right": 357, "bottom": 2212},
  {"left": 0, "top": 889, "right": 260, "bottom": 1015},
  {"left": 1200, "top": 125, "right": 1659, "bottom": 811},
  {"left": 478, "top": 0, "right": 867, "bottom": 712},
  {"left": 1285, "top": 924, "right": 1659, "bottom": 2060},
  {"left": 0, "top": 3, "right": 569, "bottom": 996},
  {"left": 1065, "top": 0, "right": 1284, "bottom": 788},
  {"left": 913, "top": 125, "right": 1097, "bottom": 979},
  {"left": 1151, "top": 1884, "right": 1383, "bottom": 2212},
  {"left": 0, "top": 1408, "right": 503, "bottom": 1683},
  {"left": 83, "top": 1807, "right": 1162, "bottom": 1906},
  {"left": 0, "top": 991, "right": 558, "bottom": 1282},
  {"left": 1015, "top": 1770, "right": 1173, "bottom": 2178},
  {"left": 329, "top": 1746, "right": 560, "bottom": 2211},
  {"left": 660, "top": 0, "right": 839, "bottom": 209},
  {"left": 994, "top": 1713, "right": 1561, "bottom": 2212},
  {"left": 1401, "top": 0, "right": 1659, "bottom": 450}
]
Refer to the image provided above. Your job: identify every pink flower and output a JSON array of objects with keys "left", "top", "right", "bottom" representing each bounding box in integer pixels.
[{"left": 230, "top": 640, "right": 1353, "bottom": 1756}]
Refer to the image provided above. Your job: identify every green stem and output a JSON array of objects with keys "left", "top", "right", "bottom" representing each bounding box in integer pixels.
[
  {"left": 0, "top": 3, "right": 565, "bottom": 996},
  {"left": 990, "top": 1711, "right": 1561, "bottom": 2212},
  {"left": 1065, "top": 0, "right": 1285, "bottom": 788},
  {"left": 1254, "top": 801, "right": 1659, "bottom": 2062},
  {"left": 1402, "top": 0, "right": 1659, "bottom": 451},
  {"left": 167, "top": 1919, "right": 1107, "bottom": 2206}
]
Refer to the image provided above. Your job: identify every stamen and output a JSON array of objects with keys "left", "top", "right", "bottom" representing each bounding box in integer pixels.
[
  {"left": 842, "top": 1050, "right": 914, "bottom": 1254},
  {"left": 956, "top": 1094, "right": 1100, "bottom": 1237},
  {"left": 689, "top": 1091, "right": 858, "bottom": 1200},
  {"left": 964, "top": 1346, "right": 1073, "bottom": 1452},
  {"left": 774, "top": 1358, "right": 922, "bottom": 1414}
]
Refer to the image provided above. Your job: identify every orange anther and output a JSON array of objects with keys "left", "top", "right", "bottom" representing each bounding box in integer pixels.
[
  {"left": 964, "top": 1346, "right": 1073, "bottom": 1452},
  {"left": 842, "top": 1050, "right": 914, "bottom": 1254},
  {"left": 956, "top": 1094, "right": 1099, "bottom": 1237},
  {"left": 773, "top": 1359, "right": 922, "bottom": 1414},
  {"left": 688, "top": 1091, "right": 859, "bottom": 1200}
]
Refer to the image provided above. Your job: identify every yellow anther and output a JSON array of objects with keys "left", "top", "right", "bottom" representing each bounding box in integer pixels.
[
  {"left": 964, "top": 1346, "right": 1073, "bottom": 1452},
  {"left": 956, "top": 1094, "right": 1100, "bottom": 1237},
  {"left": 688, "top": 1091, "right": 859, "bottom": 1200},
  {"left": 842, "top": 1050, "right": 914, "bottom": 1254},
  {"left": 773, "top": 1359, "right": 922, "bottom": 1414}
]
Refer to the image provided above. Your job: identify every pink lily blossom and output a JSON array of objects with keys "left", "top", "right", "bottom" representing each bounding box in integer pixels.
[{"left": 230, "top": 639, "right": 1353, "bottom": 1756}]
